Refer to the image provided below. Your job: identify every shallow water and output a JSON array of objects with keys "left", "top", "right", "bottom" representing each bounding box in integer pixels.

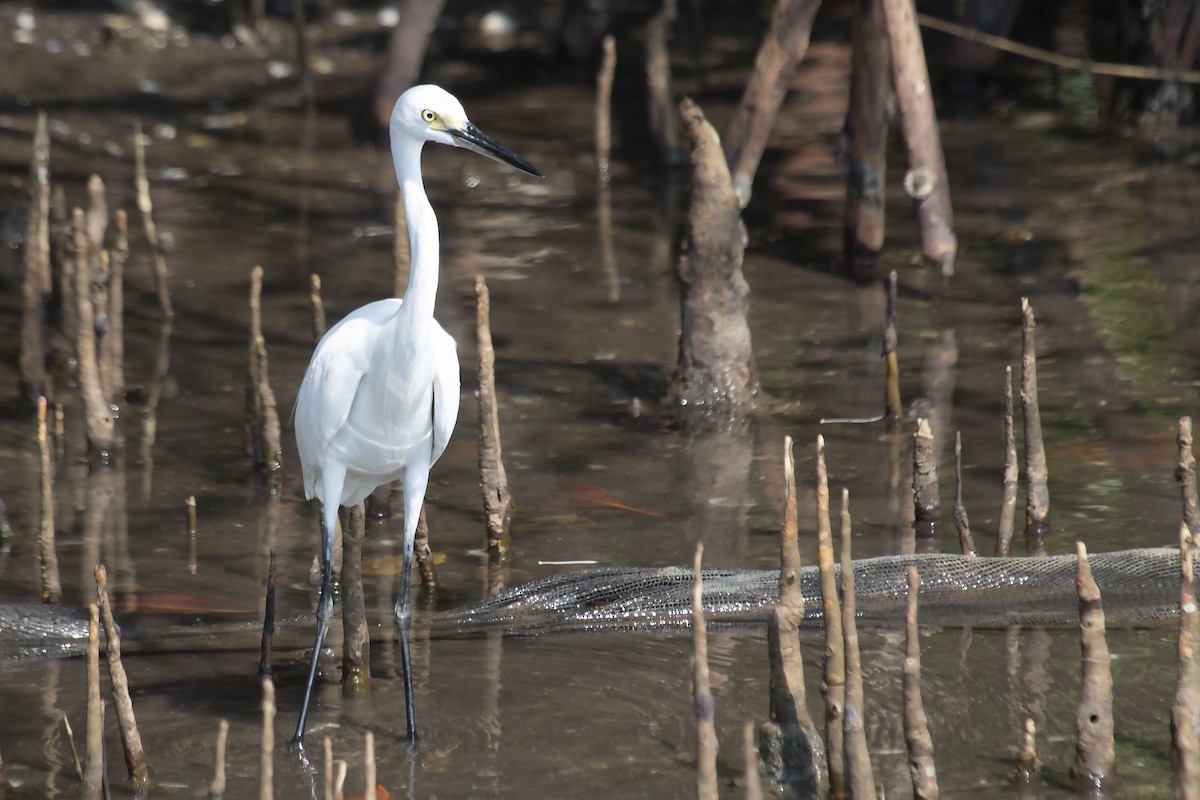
[{"left": 0, "top": 5, "right": 1198, "bottom": 798}]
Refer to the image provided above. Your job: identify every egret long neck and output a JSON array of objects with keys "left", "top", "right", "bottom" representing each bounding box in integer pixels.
[{"left": 392, "top": 137, "right": 440, "bottom": 319}]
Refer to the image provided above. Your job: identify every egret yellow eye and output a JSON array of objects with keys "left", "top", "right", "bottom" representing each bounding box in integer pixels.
[{"left": 421, "top": 109, "right": 437, "bottom": 123}]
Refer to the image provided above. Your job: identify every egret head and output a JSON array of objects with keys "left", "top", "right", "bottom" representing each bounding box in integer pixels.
[{"left": 391, "top": 84, "right": 542, "bottom": 177}]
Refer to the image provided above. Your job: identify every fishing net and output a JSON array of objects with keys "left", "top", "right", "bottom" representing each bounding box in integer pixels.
[{"left": 438, "top": 547, "right": 1194, "bottom": 633}]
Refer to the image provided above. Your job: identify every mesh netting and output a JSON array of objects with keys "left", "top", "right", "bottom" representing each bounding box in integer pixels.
[{"left": 437, "top": 547, "right": 1194, "bottom": 633}]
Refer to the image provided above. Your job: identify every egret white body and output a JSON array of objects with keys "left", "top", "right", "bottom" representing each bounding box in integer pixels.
[{"left": 291, "top": 84, "right": 540, "bottom": 742}]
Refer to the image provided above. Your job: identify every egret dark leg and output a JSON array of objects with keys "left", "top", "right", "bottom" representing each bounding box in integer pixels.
[
  {"left": 397, "top": 462, "right": 429, "bottom": 740},
  {"left": 293, "top": 469, "right": 345, "bottom": 743}
]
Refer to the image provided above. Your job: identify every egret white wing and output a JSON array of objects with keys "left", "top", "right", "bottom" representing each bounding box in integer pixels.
[
  {"left": 294, "top": 298, "right": 404, "bottom": 498},
  {"left": 429, "top": 324, "right": 460, "bottom": 465}
]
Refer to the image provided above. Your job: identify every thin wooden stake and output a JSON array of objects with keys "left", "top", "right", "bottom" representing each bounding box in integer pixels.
[
  {"left": 247, "top": 265, "right": 282, "bottom": 472},
  {"left": 883, "top": 271, "right": 902, "bottom": 420},
  {"left": 816, "top": 435, "right": 846, "bottom": 796},
  {"left": 310, "top": 273, "right": 326, "bottom": 341},
  {"left": 476, "top": 276, "right": 511, "bottom": 561},
  {"left": 693, "top": 543, "right": 718, "bottom": 800},
  {"left": 1172, "top": 524, "right": 1200, "bottom": 797},
  {"left": 209, "top": 719, "right": 229, "bottom": 799},
  {"left": 106, "top": 209, "right": 128, "bottom": 407},
  {"left": 323, "top": 736, "right": 334, "bottom": 800},
  {"left": 1179, "top": 417, "right": 1199, "bottom": 541},
  {"left": 335, "top": 761, "right": 347, "bottom": 800},
  {"left": 953, "top": 432, "right": 976, "bottom": 556},
  {"left": 1070, "top": 542, "right": 1116, "bottom": 791},
  {"left": 95, "top": 564, "right": 150, "bottom": 786},
  {"left": 342, "top": 505, "right": 371, "bottom": 692},
  {"left": 595, "top": 35, "right": 616, "bottom": 182},
  {"left": 996, "top": 366, "right": 1018, "bottom": 556},
  {"left": 363, "top": 731, "right": 377, "bottom": 800},
  {"left": 187, "top": 494, "right": 198, "bottom": 575},
  {"left": 1016, "top": 717, "right": 1039, "bottom": 783},
  {"left": 63, "top": 715, "right": 84, "bottom": 782},
  {"left": 84, "top": 604, "right": 103, "bottom": 800},
  {"left": 20, "top": 110, "right": 50, "bottom": 402},
  {"left": 260, "top": 677, "right": 275, "bottom": 800},
  {"left": 73, "top": 208, "right": 116, "bottom": 458},
  {"left": 133, "top": 121, "right": 175, "bottom": 319},
  {"left": 1021, "top": 298, "right": 1050, "bottom": 554},
  {"left": 37, "top": 396, "right": 61, "bottom": 603},
  {"left": 259, "top": 550, "right": 277, "bottom": 677},
  {"left": 841, "top": 490, "right": 877, "bottom": 800},
  {"left": 904, "top": 567, "right": 939, "bottom": 800}
]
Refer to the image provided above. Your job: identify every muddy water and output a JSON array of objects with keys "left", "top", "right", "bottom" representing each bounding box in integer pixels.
[{"left": 0, "top": 7, "right": 1197, "bottom": 799}]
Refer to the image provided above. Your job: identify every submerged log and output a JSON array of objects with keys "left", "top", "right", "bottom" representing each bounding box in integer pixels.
[{"left": 672, "top": 99, "right": 758, "bottom": 428}]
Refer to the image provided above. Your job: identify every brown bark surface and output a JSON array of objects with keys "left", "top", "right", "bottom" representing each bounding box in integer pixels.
[{"left": 673, "top": 99, "right": 758, "bottom": 427}]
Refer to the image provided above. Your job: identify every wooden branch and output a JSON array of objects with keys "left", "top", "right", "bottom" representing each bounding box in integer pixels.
[
  {"left": 881, "top": 0, "right": 957, "bottom": 273},
  {"left": 996, "top": 366, "right": 1018, "bottom": 556}
]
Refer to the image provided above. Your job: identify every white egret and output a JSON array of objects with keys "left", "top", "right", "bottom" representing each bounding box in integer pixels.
[{"left": 291, "top": 84, "right": 540, "bottom": 742}]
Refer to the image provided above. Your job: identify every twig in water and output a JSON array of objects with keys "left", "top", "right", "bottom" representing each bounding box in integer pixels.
[
  {"left": 996, "top": 366, "right": 1018, "bottom": 556},
  {"left": 133, "top": 121, "right": 175, "bottom": 319},
  {"left": 815, "top": 436, "right": 845, "bottom": 796},
  {"left": 1021, "top": 299, "right": 1050, "bottom": 554},
  {"left": 259, "top": 550, "right": 277, "bottom": 678},
  {"left": 84, "top": 604, "right": 103, "bottom": 800},
  {"left": 20, "top": 111, "right": 50, "bottom": 402},
  {"left": 37, "top": 396, "right": 61, "bottom": 603},
  {"left": 363, "top": 732, "right": 377, "bottom": 800},
  {"left": 953, "top": 432, "right": 976, "bottom": 556},
  {"left": 324, "top": 737, "right": 334, "bottom": 800},
  {"left": 95, "top": 564, "right": 150, "bottom": 786},
  {"left": 186, "top": 495, "right": 198, "bottom": 575},
  {"left": 1178, "top": 417, "right": 1199, "bottom": 541},
  {"left": 840, "top": 490, "right": 876, "bottom": 799},
  {"left": 904, "top": 567, "right": 939, "bottom": 800},
  {"left": 260, "top": 678, "right": 275, "bottom": 800},
  {"left": 883, "top": 270, "right": 902, "bottom": 420},
  {"left": 595, "top": 35, "right": 616, "bottom": 182},
  {"left": 209, "top": 719, "right": 229, "bottom": 799},
  {"left": 1016, "top": 718, "right": 1039, "bottom": 785},
  {"left": 63, "top": 715, "right": 84, "bottom": 782},
  {"left": 310, "top": 274, "right": 326, "bottom": 341}
]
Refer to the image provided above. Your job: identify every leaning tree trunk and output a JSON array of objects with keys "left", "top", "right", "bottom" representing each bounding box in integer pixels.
[{"left": 671, "top": 99, "right": 758, "bottom": 430}]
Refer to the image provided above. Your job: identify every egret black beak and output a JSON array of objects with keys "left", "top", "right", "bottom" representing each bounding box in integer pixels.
[{"left": 452, "top": 121, "right": 542, "bottom": 178}]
